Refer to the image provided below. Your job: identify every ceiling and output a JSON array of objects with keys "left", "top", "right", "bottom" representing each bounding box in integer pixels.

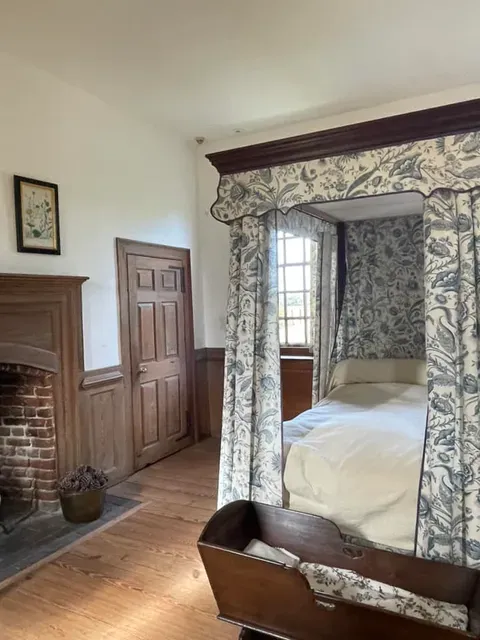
[
  {"left": 0, "top": 1, "right": 479, "bottom": 139},
  {"left": 309, "top": 192, "right": 424, "bottom": 222}
]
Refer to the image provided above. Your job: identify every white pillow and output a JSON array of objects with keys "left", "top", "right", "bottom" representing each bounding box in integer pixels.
[{"left": 329, "top": 358, "right": 426, "bottom": 391}]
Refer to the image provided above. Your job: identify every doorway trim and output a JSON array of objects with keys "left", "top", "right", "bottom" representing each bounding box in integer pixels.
[{"left": 116, "top": 238, "right": 198, "bottom": 464}]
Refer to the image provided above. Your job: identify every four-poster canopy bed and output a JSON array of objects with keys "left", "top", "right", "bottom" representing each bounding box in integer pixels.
[{"left": 198, "top": 99, "right": 480, "bottom": 639}]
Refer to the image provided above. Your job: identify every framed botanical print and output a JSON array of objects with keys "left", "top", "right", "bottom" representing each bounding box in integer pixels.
[{"left": 14, "top": 175, "right": 61, "bottom": 255}]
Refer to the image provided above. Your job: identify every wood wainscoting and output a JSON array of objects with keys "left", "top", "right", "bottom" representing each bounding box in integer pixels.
[
  {"left": 78, "top": 345, "right": 312, "bottom": 483},
  {"left": 79, "top": 366, "right": 131, "bottom": 485},
  {"left": 195, "top": 348, "right": 313, "bottom": 436},
  {"left": 280, "top": 355, "right": 313, "bottom": 421},
  {"left": 196, "top": 348, "right": 225, "bottom": 438}
]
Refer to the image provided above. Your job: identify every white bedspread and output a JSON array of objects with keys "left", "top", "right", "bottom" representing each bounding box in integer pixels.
[{"left": 283, "top": 383, "right": 427, "bottom": 552}]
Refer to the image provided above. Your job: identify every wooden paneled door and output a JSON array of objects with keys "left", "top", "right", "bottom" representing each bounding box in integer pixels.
[{"left": 117, "top": 239, "right": 196, "bottom": 471}]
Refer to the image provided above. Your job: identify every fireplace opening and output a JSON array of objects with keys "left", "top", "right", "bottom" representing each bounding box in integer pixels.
[{"left": 0, "top": 362, "right": 58, "bottom": 531}]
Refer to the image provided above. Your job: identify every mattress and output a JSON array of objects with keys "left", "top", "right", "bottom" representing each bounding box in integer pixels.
[{"left": 283, "top": 382, "right": 427, "bottom": 552}]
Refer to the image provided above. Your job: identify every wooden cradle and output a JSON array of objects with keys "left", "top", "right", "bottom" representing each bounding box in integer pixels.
[{"left": 198, "top": 500, "right": 480, "bottom": 640}]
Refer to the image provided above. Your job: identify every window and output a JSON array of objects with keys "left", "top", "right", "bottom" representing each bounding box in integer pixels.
[{"left": 278, "top": 231, "right": 312, "bottom": 346}]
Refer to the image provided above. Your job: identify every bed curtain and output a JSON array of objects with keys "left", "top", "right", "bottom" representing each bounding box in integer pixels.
[
  {"left": 217, "top": 212, "right": 283, "bottom": 507},
  {"left": 333, "top": 215, "right": 426, "bottom": 362},
  {"left": 218, "top": 208, "right": 337, "bottom": 507},
  {"left": 418, "top": 188, "right": 480, "bottom": 568}
]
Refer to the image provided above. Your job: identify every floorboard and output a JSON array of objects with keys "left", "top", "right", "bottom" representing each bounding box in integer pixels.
[{"left": 0, "top": 438, "right": 238, "bottom": 640}]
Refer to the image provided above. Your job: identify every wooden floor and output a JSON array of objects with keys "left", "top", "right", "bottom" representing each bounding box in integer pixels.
[{"left": 0, "top": 439, "right": 238, "bottom": 640}]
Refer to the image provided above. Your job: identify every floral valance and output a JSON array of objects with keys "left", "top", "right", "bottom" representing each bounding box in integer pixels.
[{"left": 211, "top": 132, "right": 480, "bottom": 222}]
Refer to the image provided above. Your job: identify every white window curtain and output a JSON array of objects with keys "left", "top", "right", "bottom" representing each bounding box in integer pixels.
[
  {"left": 417, "top": 188, "right": 480, "bottom": 567},
  {"left": 311, "top": 232, "right": 337, "bottom": 404},
  {"left": 277, "top": 209, "right": 337, "bottom": 404}
]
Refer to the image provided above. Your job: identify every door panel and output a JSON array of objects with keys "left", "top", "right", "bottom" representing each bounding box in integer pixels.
[
  {"left": 165, "top": 374, "right": 182, "bottom": 438},
  {"left": 138, "top": 303, "right": 156, "bottom": 361},
  {"left": 163, "top": 301, "right": 179, "bottom": 357},
  {"left": 137, "top": 268, "right": 154, "bottom": 289},
  {"left": 128, "top": 254, "right": 191, "bottom": 469},
  {"left": 140, "top": 379, "right": 159, "bottom": 446},
  {"left": 160, "top": 269, "right": 178, "bottom": 290}
]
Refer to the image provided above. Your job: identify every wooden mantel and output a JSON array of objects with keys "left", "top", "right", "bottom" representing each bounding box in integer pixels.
[
  {"left": 0, "top": 342, "right": 59, "bottom": 373},
  {"left": 0, "top": 273, "right": 88, "bottom": 283},
  {"left": 0, "top": 273, "right": 88, "bottom": 476}
]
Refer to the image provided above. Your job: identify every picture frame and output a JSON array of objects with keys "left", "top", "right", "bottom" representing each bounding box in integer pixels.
[{"left": 14, "top": 175, "right": 61, "bottom": 255}]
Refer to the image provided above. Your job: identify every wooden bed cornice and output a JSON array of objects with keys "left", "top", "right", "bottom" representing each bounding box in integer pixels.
[{"left": 207, "top": 98, "right": 480, "bottom": 175}]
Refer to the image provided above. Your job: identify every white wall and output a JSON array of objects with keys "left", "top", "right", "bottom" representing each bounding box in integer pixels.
[
  {"left": 0, "top": 52, "right": 203, "bottom": 369},
  {"left": 197, "top": 83, "right": 480, "bottom": 347}
]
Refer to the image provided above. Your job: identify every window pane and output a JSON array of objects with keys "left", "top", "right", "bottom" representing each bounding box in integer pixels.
[
  {"left": 287, "top": 319, "right": 306, "bottom": 345},
  {"left": 278, "top": 230, "right": 313, "bottom": 347},
  {"left": 278, "top": 239, "right": 285, "bottom": 265},
  {"left": 285, "top": 237, "right": 304, "bottom": 264},
  {"left": 304, "top": 264, "right": 311, "bottom": 290},
  {"left": 285, "top": 266, "right": 304, "bottom": 291},
  {"left": 279, "top": 293, "right": 285, "bottom": 318},
  {"left": 307, "top": 319, "right": 312, "bottom": 345},
  {"left": 278, "top": 266, "right": 285, "bottom": 292},
  {"left": 286, "top": 292, "right": 305, "bottom": 318}
]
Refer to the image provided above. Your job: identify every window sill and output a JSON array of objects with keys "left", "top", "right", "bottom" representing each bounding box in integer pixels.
[{"left": 281, "top": 346, "right": 312, "bottom": 359}]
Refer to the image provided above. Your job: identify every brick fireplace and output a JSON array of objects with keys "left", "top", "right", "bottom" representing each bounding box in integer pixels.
[
  {"left": 0, "top": 273, "right": 88, "bottom": 520},
  {"left": 0, "top": 363, "right": 57, "bottom": 509}
]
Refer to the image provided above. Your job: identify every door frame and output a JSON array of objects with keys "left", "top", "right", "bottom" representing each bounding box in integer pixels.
[{"left": 116, "top": 238, "right": 198, "bottom": 467}]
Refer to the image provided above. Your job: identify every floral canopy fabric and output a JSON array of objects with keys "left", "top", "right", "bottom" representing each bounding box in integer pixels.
[
  {"left": 213, "top": 130, "right": 480, "bottom": 568},
  {"left": 211, "top": 133, "right": 480, "bottom": 222},
  {"left": 333, "top": 215, "right": 425, "bottom": 363}
]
